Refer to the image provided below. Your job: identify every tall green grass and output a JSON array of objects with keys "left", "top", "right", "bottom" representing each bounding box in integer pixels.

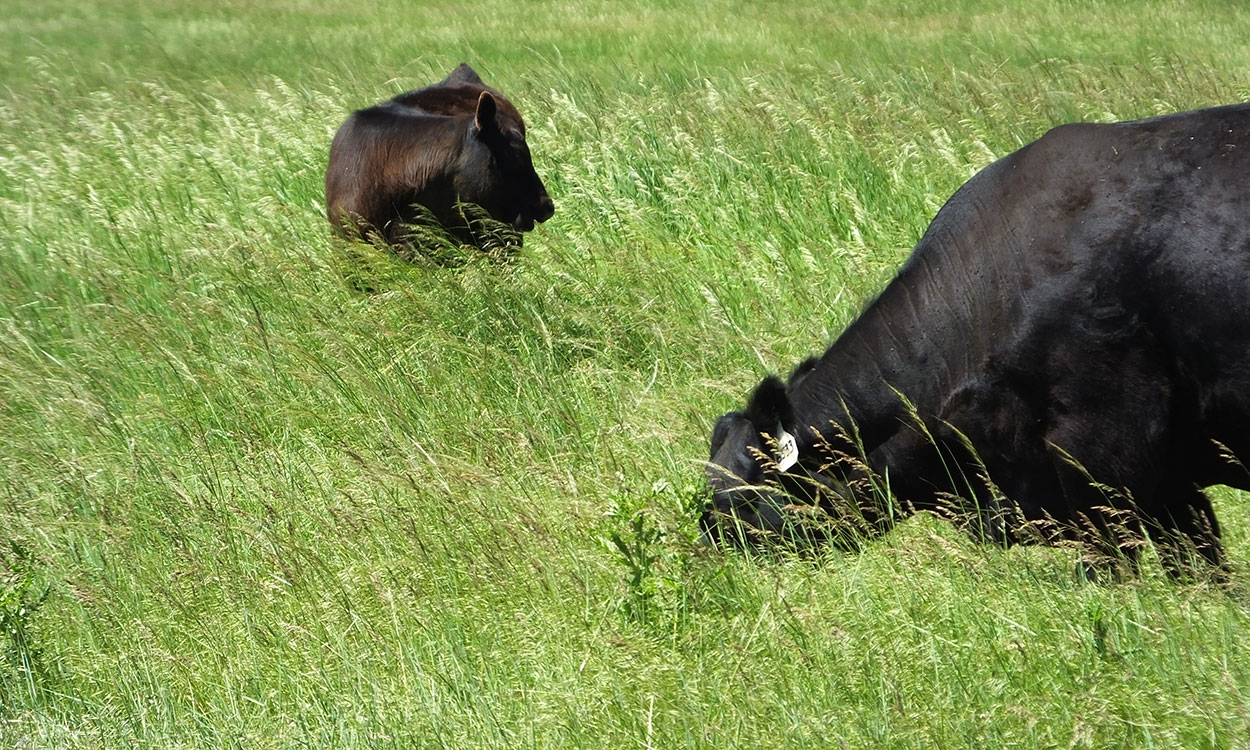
[{"left": 3, "top": 0, "right": 1250, "bottom": 746}]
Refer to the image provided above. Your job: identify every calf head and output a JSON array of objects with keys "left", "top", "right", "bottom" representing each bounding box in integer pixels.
[{"left": 453, "top": 86, "right": 554, "bottom": 240}]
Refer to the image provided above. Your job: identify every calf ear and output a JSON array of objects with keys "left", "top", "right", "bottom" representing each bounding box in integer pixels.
[
  {"left": 443, "top": 62, "right": 484, "bottom": 86},
  {"left": 745, "top": 375, "right": 794, "bottom": 433},
  {"left": 475, "top": 91, "right": 499, "bottom": 133}
]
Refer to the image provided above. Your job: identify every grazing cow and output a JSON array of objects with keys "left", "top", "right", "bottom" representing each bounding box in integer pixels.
[
  {"left": 704, "top": 102, "right": 1250, "bottom": 579},
  {"left": 325, "top": 63, "right": 554, "bottom": 248}
]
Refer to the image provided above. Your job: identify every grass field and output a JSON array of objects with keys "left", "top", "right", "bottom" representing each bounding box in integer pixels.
[{"left": 4, "top": 0, "right": 1250, "bottom": 746}]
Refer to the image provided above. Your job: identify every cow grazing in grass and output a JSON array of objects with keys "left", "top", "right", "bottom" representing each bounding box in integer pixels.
[
  {"left": 704, "top": 103, "right": 1250, "bottom": 580},
  {"left": 325, "top": 63, "right": 554, "bottom": 249}
]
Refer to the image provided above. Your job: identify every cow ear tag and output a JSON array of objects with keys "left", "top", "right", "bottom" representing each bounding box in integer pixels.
[{"left": 775, "top": 426, "right": 799, "bottom": 472}]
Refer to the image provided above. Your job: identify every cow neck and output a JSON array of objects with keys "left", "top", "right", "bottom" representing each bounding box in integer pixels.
[{"left": 788, "top": 248, "right": 972, "bottom": 457}]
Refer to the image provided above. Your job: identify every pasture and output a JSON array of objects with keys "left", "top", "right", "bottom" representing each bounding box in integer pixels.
[{"left": 3, "top": 0, "right": 1250, "bottom": 746}]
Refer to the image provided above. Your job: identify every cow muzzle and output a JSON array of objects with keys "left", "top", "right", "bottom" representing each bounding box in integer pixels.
[
  {"left": 535, "top": 195, "right": 555, "bottom": 222},
  {"left": 701, "top": 482, "right": 792, "bottom": 546},
  {"left": 513, "top": 195, "right": 554, "bottom": 232}
]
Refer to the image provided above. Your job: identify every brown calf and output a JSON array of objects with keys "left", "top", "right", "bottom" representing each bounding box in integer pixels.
[{"left": 325, "top": 63, "right": 554, "bottom": 248}]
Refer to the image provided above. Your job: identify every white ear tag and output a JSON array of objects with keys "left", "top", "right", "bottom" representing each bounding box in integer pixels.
[{"left": 775, "top": 426, "right": 799, "bottom": 472}]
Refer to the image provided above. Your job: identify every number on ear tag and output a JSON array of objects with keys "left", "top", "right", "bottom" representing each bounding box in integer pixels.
[{"left": 775, "top": 427, "right": 799, "bottom": 472}]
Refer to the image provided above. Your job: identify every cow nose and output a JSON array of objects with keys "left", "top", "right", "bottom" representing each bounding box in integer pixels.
[{"left": 534, "top": 195, "right": 554, "bottom": 223}]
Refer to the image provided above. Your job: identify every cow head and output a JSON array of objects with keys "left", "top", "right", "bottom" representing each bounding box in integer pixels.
[
  {"left": 702, "top": 373, "right": 887, "bottom": 549},
  {"left": 702, "top": 376, "right": 823, "bottom": 547},
  {"left": 453, "top": 89, "right": 555, "bottom": 241}
]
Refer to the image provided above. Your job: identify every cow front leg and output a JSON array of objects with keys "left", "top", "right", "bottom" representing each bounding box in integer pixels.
[
  {"left": 1045, "top": 436, "right": 1156, "bottom": 581},
  {"left": 1145, "top": 483, "right": 1228, "bottom": 583}
]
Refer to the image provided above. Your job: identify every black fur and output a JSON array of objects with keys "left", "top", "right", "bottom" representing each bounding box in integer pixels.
[
  {"left": 745, "top": 375, "right": 794, "bottom": 433},
  {"left": 704, "top": 103, "right": 1250, "bottom": 579}
]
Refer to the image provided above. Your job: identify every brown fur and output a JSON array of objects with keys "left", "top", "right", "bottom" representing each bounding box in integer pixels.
[{"left": 325, "top": 63, "right": 553, "bottom": 248}]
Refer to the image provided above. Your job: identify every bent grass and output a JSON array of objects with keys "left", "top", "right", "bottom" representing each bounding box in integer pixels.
[{"left": 3, "top": 0, "right": 1250, "bottom": 746}]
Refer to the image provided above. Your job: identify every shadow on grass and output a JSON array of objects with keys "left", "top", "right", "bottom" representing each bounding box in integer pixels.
[{"left": 329, "top": 202, "right": 526, "bottom": 294}]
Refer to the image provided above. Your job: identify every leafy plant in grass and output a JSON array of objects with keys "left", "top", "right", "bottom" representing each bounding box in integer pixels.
[
  {"left": 601, "top": 479, "right": 694, "bottom": 628},
  {"left": 601, "top": 478, "right": 767, "bottom": 633}
]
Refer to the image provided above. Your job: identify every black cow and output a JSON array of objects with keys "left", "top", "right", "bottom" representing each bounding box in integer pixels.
[
  {"left": 325, "top": 63, "right": 554, "bottom": 248},
  {"left": 704, "top": 102, "right": 1250, "bottom": 579}
]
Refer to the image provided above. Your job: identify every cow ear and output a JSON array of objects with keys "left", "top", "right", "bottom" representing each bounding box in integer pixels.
[
  {"left": 745, "top": 375, "right": 794, "bottom": 433},
  {"left": 787, "top": 356, "right": 819, "bottom": 384},
  {"left": 443, "top": 62, "right": 484, "bottom": 86},
  {"left": 475, "top": 91, "right": 498, "bottom": 133},
  {"left": 709, "top": 412, "right": 741, "bottom": 460}
]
